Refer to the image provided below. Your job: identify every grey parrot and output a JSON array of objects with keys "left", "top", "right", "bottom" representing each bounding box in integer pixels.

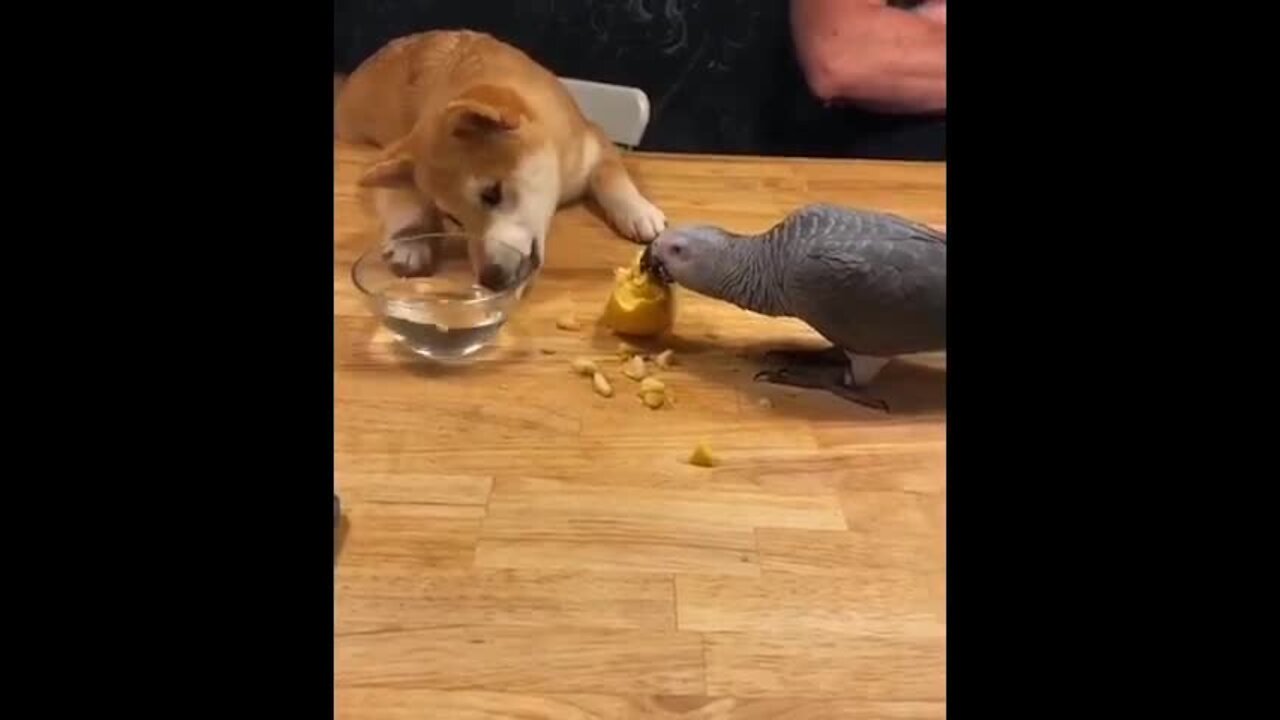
[{"left": 640, "top": 203, "right": 945, "bottom": 411}]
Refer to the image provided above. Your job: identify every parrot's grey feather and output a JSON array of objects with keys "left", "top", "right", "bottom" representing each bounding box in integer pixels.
[{"left": 775, "top": 204, "right": 946, "bottom": 358}]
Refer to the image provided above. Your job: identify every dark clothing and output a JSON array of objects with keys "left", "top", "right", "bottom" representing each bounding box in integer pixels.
[{"left": 333, "top": 0, "right": 944, "bottom": 161}]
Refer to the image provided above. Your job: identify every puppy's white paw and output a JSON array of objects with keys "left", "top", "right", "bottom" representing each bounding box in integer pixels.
[
  {"left": 381, "top": 234, "right": 438, "bottom": 277},
  {"left": 610, "top": 195, "right": 667, "bottom": 244}
]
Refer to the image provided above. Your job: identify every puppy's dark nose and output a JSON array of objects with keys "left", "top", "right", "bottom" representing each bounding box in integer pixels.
[{"left": 478, "top": 263, "right": 510, "bottom": 292}]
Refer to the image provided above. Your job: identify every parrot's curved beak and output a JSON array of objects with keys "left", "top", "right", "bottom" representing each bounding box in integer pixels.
[{"left": 639, "top": 245, "right": 672, "bottom": 284}]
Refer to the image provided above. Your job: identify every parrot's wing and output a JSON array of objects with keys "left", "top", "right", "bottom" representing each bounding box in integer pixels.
[
  {"left": 785, "top": 223, "right": 946, "bottom": 357},
  {"left": 797, "top": 203, "right": 946, "bottom": 245}
]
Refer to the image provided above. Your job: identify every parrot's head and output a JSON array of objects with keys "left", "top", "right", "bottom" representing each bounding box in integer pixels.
[{"left": 642, "top": 224, "right": 733, "bottom": 295}]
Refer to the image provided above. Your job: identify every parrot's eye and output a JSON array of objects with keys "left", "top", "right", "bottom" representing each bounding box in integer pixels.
[{"left": 671, "top": 244, "right": 683, "bottom": 256}]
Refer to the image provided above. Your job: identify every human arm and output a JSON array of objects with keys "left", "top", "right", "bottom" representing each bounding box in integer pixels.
[{"left": 790, "top": 0, "right": 946, "bottom": 114}]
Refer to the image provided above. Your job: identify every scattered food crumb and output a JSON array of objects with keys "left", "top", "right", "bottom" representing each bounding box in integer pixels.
[
  {"left": 654, "top": 349, "right": 676, "bottom": 369},
  {"left": 556, "top": 315, "right": 582, "bottom": 331},
  {"left": 639, "top": 377, "right": 666, "bottom": 394},
  {"left": 571, "top": 358, "right": 599, "bottom": 376},
  {"left": 592, "top": 371, "right": 614, "bottom": 398},
  {"left": 622, "top": 355, "right": 648, "bottom": 381},
  {"left": 540, "top": 348, "right": 557, "bottom": 355},
  {"left": 757, "top": 397, "right": 773, "bottom": 409},
  {"left": 640, "top": 390, "right": 666, "bottom": 409},
  {"left": 689, "top": 441, "right": 716, "bottom": 467},
  {"left": 616, "top": 342, "right": 638, "bottom": 360}
]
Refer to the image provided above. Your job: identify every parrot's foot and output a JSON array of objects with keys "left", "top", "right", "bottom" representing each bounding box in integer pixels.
[
  {"left": 753, "top": 366, "right": 890, "bottom": 413},
  {"left": 754, "top": 349, "right": 892, "bottom": 412}
]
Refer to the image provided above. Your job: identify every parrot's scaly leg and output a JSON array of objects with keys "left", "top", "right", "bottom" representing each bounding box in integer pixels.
[
  {"left": 761, "top": 347, "right": 849, "bottom": 367},
  {"left": 845, "top": 352, "right": 890, "bottom": 387}
]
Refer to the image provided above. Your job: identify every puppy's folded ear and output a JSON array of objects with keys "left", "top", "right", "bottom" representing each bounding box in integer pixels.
[{"left": 445, "top": 84, "right": 528, "bottom": 138}]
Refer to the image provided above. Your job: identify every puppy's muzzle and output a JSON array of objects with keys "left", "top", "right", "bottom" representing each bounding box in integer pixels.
[{"left": 478, "top": 240, "right": 541, "bottom": 293}]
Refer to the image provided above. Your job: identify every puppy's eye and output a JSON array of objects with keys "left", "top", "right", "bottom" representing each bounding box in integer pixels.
[{"left": 480, "top": 183, "right": 502, "bottom": 208}]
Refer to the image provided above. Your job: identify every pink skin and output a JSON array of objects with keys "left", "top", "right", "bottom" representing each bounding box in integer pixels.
[
  {"left": 916, "top": 0, "right": 947, "bottom": 24},
  {"left": 790, "top": 0, "right": 946, "bottom": 114}
]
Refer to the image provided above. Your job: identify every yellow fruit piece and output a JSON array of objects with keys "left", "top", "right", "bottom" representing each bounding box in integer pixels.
[
  {"left": 601, "top": 250, "right": 675, "bottom": 337},
  {"left": 654, "top": 349, "right": 675, "bottom": 369},
  {"left": 571, "top": 358, "right": 598, "bottom": 376},
  {"left": 688, "top": 441, "right": 716, "bottom": 467}
]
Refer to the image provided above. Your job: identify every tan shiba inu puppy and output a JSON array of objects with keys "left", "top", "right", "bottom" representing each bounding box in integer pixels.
[{"left": 336, "top": 30, "right": 667, "bottom": 291}]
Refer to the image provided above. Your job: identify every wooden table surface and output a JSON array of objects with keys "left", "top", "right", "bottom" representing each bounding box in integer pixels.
[{"left": 335, "top": 143, "right": 947, "bottom": 719}]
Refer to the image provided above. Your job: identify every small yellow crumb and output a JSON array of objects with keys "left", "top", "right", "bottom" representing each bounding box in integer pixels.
[
  {"left": 571, "top": 358, "right": 599, "bottom": 376},
  {"left": 622, "top": 355, "right": 648, "bottom": 381},
  {"left": 757, "top": 397, "right": 773, "bottom": 409},
  {"left": 639, "top": 377, "right": 666, "bottom": 394},
  {"left": 640, "top": 390, "right": 666, "bottom": 409},
  {"left": 688, "top": 441, "right": 716, "bottom": 467},
  {"left": 556, "top": 315, "right": 582, "bottom": 331},
  {"left": 654, "top": 349, "right": 675, "bottom": 369},
  {"left": 592, "top": 372, "right": 614, "bottom": 398},
  {"left": 616, "top": 342, "right": 638, "bottom": 360}
]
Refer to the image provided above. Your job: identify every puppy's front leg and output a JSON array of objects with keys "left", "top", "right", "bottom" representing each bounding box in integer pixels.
[
  {"left": 588, "top": 134, "right": 666, "bottom": 243},
  {"left": 373, "top": 186, "right": 443, "bottom": 276}
]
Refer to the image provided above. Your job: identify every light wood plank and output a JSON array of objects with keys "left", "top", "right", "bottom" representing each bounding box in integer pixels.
[
  {"left": 759, "top": 490, "right": 945, "bottom": 578},
  {"left": 341, "top": 502, "right": 485, "bottom": 569},
  {"left": 475, "top": 477, "right": 846, "bottom": 576},
  {"left": 337, "top": 569, "right": 675, "bottom": 634},
  {"left": 337, "top": 472, "right": 493, "bottom": 507},
  {"left": 336, "top": 627, "right": 705, "bottom": 694},
  {"left": 676, "top": 575, "right": 942, "bottom": 638},
  {"left": 704, "top": 633, "right": 945, "bottom": 699},
  {"left": 756, "top": 527, "right": 943, "bottom": 579},
  {"left": 337, "top": 689, "right": 944, "bottom": 719}
]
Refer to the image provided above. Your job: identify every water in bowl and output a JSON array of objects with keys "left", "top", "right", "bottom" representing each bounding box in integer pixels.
[{"left": 379, "top": 279, "right": 506, "bottom": 360}]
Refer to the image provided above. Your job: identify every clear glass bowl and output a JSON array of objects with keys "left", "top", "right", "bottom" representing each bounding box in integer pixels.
[{"left": 351, "top": 233, "right": 532, "bottom": 362}]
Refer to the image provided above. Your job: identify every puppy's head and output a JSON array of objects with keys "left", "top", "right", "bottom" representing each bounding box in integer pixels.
[{"left": 358, "top": 84, "right": 556, "bottom": 293}]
